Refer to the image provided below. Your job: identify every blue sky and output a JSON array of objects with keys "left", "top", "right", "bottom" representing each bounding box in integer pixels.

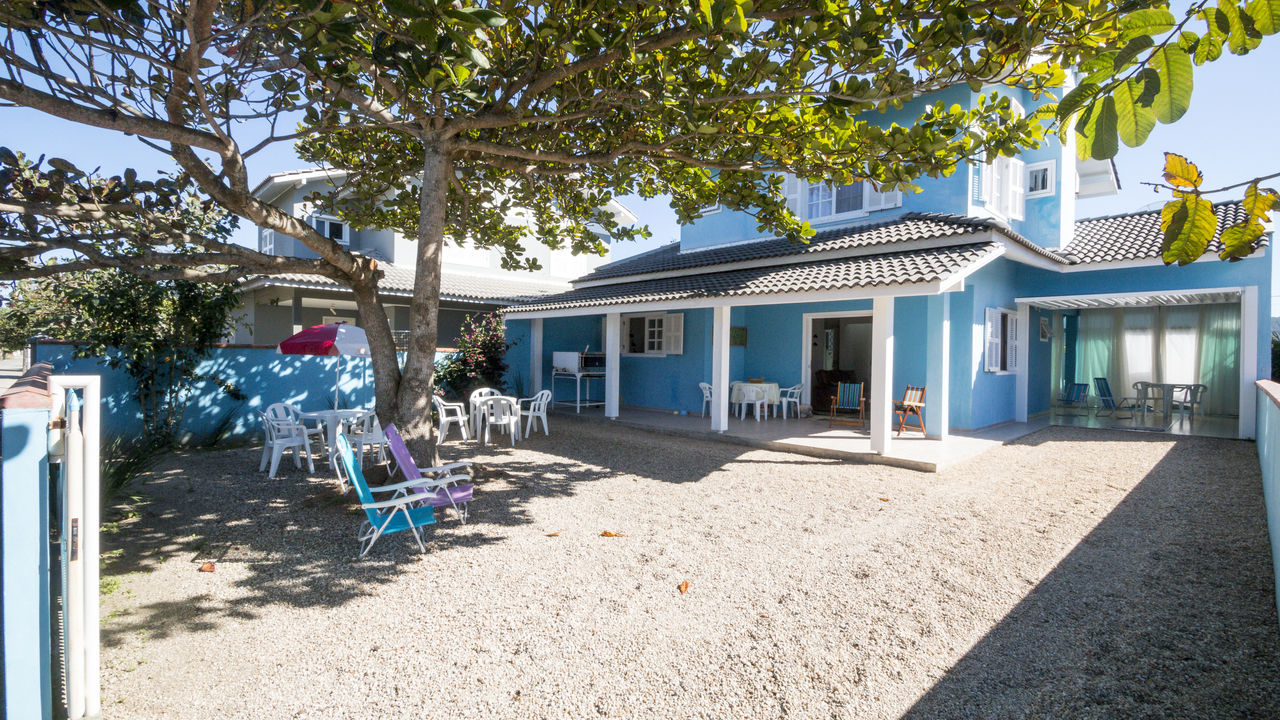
[{"left": 5, "top": 41, "right": 1279, "bottom": 311}]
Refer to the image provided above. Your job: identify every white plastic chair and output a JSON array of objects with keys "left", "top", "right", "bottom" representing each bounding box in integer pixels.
[
  {"left": 519, "top": 389, "right": 552, "bottom": 437},
  {"left": 259, "top": 415, "right": 316, "bottom": 477},
  {"left": 469, "top": 388, "right": 501, "bottom": 439},
  {"left": 1174, "top": 384, "right": 1208, "bottom": 423},
  {"left": 779, "top": 384, "right": 803, "bottom": 419},
  {"left": 699, "top": 382, "right": 713, "bottom": 417},
  {"left": 477, "top": 396, "right": 521, "bottom": 446},
  {"left": 739, "top": 384, "right": 767, "bottom": 422},
  {"left": 266, "top": 402, "right": 326, "bottom": 457},
  {"left": 346, "top": 410, "right": 386, "bottom": 469},
  {"left": 433, "top": 395, "right": 471, "bottom": 443}
]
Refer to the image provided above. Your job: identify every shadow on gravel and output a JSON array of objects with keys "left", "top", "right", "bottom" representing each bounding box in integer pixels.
[
  {"left": 100, "top": 418, "right": 816, "bottom": 648},
  {"left": 899, "top": 433, "right": 1280, "bottom": 719}
]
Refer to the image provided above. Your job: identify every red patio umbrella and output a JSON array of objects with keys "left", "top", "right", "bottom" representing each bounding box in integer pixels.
[{"left": 277, "top": 322, "right": 371, "bottom": 407}]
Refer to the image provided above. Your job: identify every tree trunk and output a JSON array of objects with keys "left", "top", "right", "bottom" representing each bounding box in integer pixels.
[
  {"left": 395, "top": 144, "right": 452, "bottom": 464},
  {"left": 352, "top": 278, "right": 402, "bottom": 433}
]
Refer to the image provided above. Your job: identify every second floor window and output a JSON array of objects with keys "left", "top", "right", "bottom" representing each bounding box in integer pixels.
[
  {"left": 789, "top": 177, "right": 903, "bottom": 221},
  {"left": 308, "top": 215, "right": 348, "bottom": 246},
  {"left": 260, "top": 228, "right": 274, "bottom": 255},
  {"left": 981, "top": 155, "right": 1026, "bottom": 221}
]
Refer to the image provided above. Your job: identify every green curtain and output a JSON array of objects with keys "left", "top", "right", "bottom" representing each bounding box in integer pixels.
[
  {"left": 1074, "top": 309, "right": 1117, "bottom": 393},
  {"left": 1197, "top": 302, "right": 1240, "bottom": 416}
]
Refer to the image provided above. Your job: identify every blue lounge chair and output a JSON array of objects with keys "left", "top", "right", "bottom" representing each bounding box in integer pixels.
[
  {"left": 1058, "top": 382, "right": 1091, "bottom": 416},
  {"left": 1093, "top": 378, "right": 1139, "bottom": 420},
  {"left": 334, "top": 433, "right": 436, "bottom": 558}
]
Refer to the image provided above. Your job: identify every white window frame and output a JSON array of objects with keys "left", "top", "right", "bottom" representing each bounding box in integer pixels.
[
  {"left": 785, "top": 175, "right": 903, "bottom": 222},
  {"left": 621, "top": 312, "right": 684, "bottom": 356},
  {"left": 981, "top": 155, "right": 1026, "bottom": 221},
  {"left": 984, "top": 307, "right": 1020, "bottom": 375},
  {"left": 1026, "top": 160, "right": 1056, "bottom": 199},
  {"left": 307, "top": 213, "right": 348, "bottom": 247},
  {"left": 699, "top": 203, "right": 722, "bottom": 215},
  {"left": 260, "top": 228, "right": 274, "bottom": 255}
]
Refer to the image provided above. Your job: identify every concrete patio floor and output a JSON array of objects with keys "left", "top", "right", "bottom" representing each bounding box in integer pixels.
[{"left": 547, "top": 405, "right": 1049, "bottom": 472}]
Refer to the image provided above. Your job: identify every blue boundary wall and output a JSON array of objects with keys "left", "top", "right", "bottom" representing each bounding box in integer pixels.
[
  {"left": 1255, "top": 380, "right": 1280, "bottom": 618},
  {"left": 31, "top": 343, "right": 449, "bottom": 446},
  {"left": 1, "top": 364, "right": 54, "bottom": 720}
]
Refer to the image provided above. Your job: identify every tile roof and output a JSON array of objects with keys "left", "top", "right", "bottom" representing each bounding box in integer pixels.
[
  {"left": 254, "top": 262, "right": 569, "bottom": 303},
  {"left": 505, "top": 242, "right": 999, "bottom": 313},
  {"left": 1064, "top": 200, "right": 1259, "bottom": 264},
  {"left": 581, "top": 212, "right": 1064, "bottom": 283}
]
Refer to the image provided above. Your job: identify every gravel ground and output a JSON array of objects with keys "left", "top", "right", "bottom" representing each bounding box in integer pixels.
[{"left": 97, "top": 421, "right": 1280, "bottom": 719}]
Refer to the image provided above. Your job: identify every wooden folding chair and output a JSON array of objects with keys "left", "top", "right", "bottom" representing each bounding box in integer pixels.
[
  {"left": 829, "top": 382, "right": 865, "bottom": 428},
  {"left": 894, "top": 386, "right": 926, "bottom": 436}
]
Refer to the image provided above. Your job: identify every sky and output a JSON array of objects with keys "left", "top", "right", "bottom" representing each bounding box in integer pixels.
[{"left": 4, "top": 39, "right": 1279, "bottom": 311}]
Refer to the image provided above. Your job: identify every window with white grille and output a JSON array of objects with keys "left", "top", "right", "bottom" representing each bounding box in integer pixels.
[
  {"left": 260, "top": 228, "right": 274, "bottom": 255},
  {"left": 984, "top": 308, "right": 1020, "bottom": 374},
  {"left": 784, "top": 176, "right": 902, "bottom": 222},
  {"left": 307, "top": 215, "right": 348, "bottom": 246},
  {"left": 622, "top": 312, "right": 684, "bottom": 355}
]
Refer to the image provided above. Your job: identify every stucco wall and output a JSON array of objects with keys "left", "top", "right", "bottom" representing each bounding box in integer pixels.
[{"left": 1254, "top": 380, "right": 1280, "bottom": 618}]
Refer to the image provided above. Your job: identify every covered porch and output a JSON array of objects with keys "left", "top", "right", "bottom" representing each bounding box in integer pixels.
[
  {"left": 546, "top": 404, "right": 1045, "bottom": 472},
  {"left": 1016, "top": 287, "right": 1258, "bottom": 439}
]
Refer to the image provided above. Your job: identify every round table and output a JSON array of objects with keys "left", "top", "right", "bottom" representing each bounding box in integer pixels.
[{"left": 298, "top": 408, "right": 368, "bottom": 468}]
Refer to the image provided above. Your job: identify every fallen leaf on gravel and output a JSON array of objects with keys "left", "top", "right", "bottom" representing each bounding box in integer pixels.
[
  {"left": 758, "top": 613, "right": 769, "bottom": 618},
  {"left": 600, "top": 531, "right": 626, "bottom": 537},
  {"left": 545, "top": 532, "right": 560, "bottom": 537},
  {"left": 678, "top": 581, "right": 689, "bottom": 594},
  {"left": 198, "top": 562, "right": 215, "bottom": 573},
  {"left": 880, "top": 498, "right": 890, "bottom": 502}
]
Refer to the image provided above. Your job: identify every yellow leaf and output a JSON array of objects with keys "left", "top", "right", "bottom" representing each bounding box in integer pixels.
[
  {"left": 198, "top": 562, "right": 216, "bottom": 572},
  {"left": 545, "top": 532, "right": 560, "bottom": 537},
  {"left": 678, "top": 580, "right": 690, "bottom": 594},
  {"left": 600, "top": 531, "right": 626, "bottom": 537},
  {"left": 1162, "top": 153, "right": 1202, "bottom": 190},
  {"left": 1161, "top": 193, "right": 1218, "bottom": 265}
]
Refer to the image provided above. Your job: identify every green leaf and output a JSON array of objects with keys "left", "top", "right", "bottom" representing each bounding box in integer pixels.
[
  {"left": 1114, "top": 79, "right": 1157, "bottom": 147},
  {"left": 1113, "top": 35, "right": 1155, "bottom": 71},
  {"left": 0, "top": 147, "right": 17, "bottom": 167},
  {"left": 1195, "top": 35, "right": 1224, "bottom": 63},
  {"left": 1075, "top": 96, "right": 1119, "bottom": 161},
  {"left": 48, "top": 157, "right": 82, "bottom": 175},
  {"left": 1121, "top": 8, "right": 1178, "bottom": 38},
  {"left": 1161, "top": 193, "right": 1218, "bottom": 265},
  {"left": 1219, "top": 220, "right": 1265, "bottom": 259},
  {"left": 1242, "top": 181, "right": 1280, "bottom": 221},
  {"left": 1248, "top": 0, "right": 1280, "bottom": 34},
  {"left": 1162, "top": 152, "right": 1203, "bottom": 189},
  {"left": 1149, "top": 45, "right": 1193, "bottom": 123},
  {"left": 1056, "top": 82, "right": 1101, "bottom": 123}
]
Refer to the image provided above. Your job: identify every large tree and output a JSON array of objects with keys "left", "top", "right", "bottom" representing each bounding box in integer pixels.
[{"left": 1, "top": 0, "right": 1273, "bottom": 454}]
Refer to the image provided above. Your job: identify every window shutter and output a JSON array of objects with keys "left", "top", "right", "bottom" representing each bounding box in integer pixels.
[
  {"left": 1006, "top": 311, "right": 1020, "bottom": 371},
  {"left": 866, "top": 185, "right": 883, "bottom": 210},
  {"left": 784, "top": 174, "right": 803, "bottom": 218},
  {"left": 1008, "top": 157, "right": 1026, "bottom": 220},
  {"left": 882, "top": 188, "right": 902, "bottom": 209},
  {"left": 665, "top": 313, "right": 684, "bottom": 355},
  {"left": 984, "top": 308, "right": 1001, "bottom": 373},
  {"left": 980, "top": 162, "right": 994, "bottom": 204}
]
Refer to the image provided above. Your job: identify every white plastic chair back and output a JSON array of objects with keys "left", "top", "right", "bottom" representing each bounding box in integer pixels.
[
  {"left": 266, "top": 402, "right": 300, "bottom": 423},
  {"left": 699, "top": 382, "right": 712, "bottom": 401},
  {"left": 529, "top": 390, "right": 551, "bottom": 412},
  {"left": 470, "top": 387, "right": 500, "bottom": 409}
]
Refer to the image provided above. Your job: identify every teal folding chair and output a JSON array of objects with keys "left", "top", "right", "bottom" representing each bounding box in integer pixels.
[
  {"left": 1093, "top": 378, "right": 1139, "bottom": 420},
  {"left": 829, "top": 382, "right": 865, "bottom": 428},
  {"left": 334, "top": 433, "right": 436, "bottom": 558}
]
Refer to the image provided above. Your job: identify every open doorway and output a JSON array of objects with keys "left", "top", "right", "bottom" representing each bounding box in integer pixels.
[{"left": 804, "top": 314, "right": 872, "bottom": 413}]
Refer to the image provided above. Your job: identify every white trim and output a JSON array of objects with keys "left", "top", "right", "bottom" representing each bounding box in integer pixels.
[
  {"left": 800, "top": 309, "right": 874, "bottom": 406},
  {"left": 1015, "top": 303, "right": 1030, "bottom": 422},
  {"left": 869, "top": 297, "right": 895, "bottom": 455},
  {"left": 1241, "top": 285, "right": 1259, "bottom": 439},
  {"left": 605, "top": 313, "right": 620, "bottom": 419},
  {"left": 711, "top": 306, "right": 731, "bottom": 432},
  {"left": 1026, "top": 160, "right": 1056, "bottom": 199},
  {"left": 531, "top": 318, "right": 543, "bottom": 393},
  {"left": 699, "top": 204, "right": 722, "bottom": 215},
  {"left": 1016, "top": 286, "right": 1245, "bottom": 306}
]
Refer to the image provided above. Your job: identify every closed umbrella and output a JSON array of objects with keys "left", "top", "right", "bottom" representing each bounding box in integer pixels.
[{"left": 277, "top": 322, "right": 371, "bottom": 407}]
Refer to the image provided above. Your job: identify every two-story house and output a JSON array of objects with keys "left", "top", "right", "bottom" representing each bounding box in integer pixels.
[
  {"left": 232, "top": 168, "right": 638, "bottom": 351},
  {"left": 500, "top": 83, "right": 1272, "bottom": 456}
]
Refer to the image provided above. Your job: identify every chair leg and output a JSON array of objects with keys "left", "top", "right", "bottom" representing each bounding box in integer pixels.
[
  {"left": 269, "top": 443, "right": 285, "bottom": 478},
  {"left": 259, "top": 442, "right": 270, "bottom": 472},
  {"left": 304, "top": 440, "right": 315, "bottom": 473}
]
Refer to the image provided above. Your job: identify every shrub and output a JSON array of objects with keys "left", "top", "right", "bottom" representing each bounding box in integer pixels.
[{"left": 435, "top": 313, "right": 511, "bottom": 398}]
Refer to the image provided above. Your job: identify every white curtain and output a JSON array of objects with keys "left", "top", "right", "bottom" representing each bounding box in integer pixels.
[{"left": 1072, "top": 302, "right": 1240, "bottom": 416}]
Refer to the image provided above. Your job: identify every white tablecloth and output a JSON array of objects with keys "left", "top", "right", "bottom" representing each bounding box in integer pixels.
[{"left": 730, "top": 382, "right": 781, "bottom": 405}]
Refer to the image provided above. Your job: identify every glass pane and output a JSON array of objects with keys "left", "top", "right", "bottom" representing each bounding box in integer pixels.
[
  {"left": 807, "top": 184, "right": 833, "bottom": 218},
  {"left": 835, "top": 182, "right": 863, "bottom": 213},
  {"left": 328, "top": 221, "right": 346, "bottom": 242}
]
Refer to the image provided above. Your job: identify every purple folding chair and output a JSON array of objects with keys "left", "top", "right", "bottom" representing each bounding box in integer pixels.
[{"left": 384, "top": 424, "right": 474, "bottom": 524}]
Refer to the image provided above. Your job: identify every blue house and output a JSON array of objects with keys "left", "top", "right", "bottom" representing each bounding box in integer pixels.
[{"left": 502, "top": 85, "right": 1271, "bottom": 457}]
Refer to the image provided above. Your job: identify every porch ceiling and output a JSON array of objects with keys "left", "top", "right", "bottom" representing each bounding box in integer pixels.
[{"left": 1022, "top": 290, "right": 1241, "bottom": 310}]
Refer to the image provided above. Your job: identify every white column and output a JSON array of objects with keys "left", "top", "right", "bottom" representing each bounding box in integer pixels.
[
  {"left": 925, "top": 293, "right": 950, "bottom": 439},
  {"left": 291, "top": 293, "right": 303, "bottom": 334},
  {"left": 605, "top": 313, "right": 620, "bottom": 419},
  {"left": 711, "top": 305, "right": 731, "bottom": 432},
  {"left": 1015, "top": 302, "right": 1030, "bottom": 423},
  {"left": 530, "top": 318, "right": 543, "bottom": 394},
  {"left": 870, "top": 297, "right": 895, "bottom": 455},
  {"left": 1240, "top": 285, "right": 1259, "bottom": 439}
]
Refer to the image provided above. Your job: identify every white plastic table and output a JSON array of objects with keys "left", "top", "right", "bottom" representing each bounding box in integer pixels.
[{"left": 298, "top": 408, "right": 368, "bottom": 468}]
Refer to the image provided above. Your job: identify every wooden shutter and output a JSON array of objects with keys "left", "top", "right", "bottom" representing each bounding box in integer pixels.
[
  {"left": 665, "top": 312, "right": 684, "bottom": 355},
  {"left": 1006, "top": 311, "right": 1020, "bottom": 371},
  {"left": 784, "top": 174, "right": 803, "bottom": 218},
  {"left": 984, "top": 308, "right": 1001, "bottom": 372},
  {"left": 1008, "top": 157, "right": 1026, "bottom": 220}
]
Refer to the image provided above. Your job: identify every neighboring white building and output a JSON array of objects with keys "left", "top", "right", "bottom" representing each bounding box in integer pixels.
[{"left": 232, "top": 168, "right": 637, "bottom": 349}]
